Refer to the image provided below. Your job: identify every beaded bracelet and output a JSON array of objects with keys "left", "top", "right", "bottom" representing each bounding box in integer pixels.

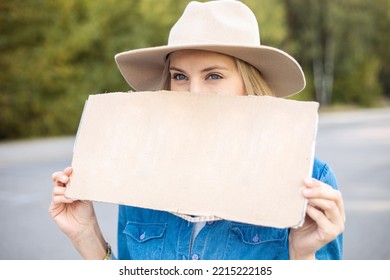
[{"left": 104, "top": 243, "right": 111, "bottom": 260}]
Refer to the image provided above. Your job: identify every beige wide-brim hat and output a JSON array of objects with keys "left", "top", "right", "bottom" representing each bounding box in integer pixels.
[{"left": 115, "top": 0, "right": 306, "bottom": 98}]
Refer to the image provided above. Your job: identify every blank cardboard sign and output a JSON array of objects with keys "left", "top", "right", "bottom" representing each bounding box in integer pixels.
[{"left": 65, "top": 91, "right": 319, "bottom": 228}]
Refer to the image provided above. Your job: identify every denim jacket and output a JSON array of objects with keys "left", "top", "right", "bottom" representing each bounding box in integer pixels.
[{"left": 117, "top": 157, "right": 343, "bottom": 260}]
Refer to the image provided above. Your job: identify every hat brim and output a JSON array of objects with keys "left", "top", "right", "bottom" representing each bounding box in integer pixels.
[{"left": 115, "top": 44, "right": 306, "bottom": 98}]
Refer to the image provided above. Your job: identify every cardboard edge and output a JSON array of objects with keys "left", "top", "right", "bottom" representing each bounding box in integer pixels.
[
  {"left": 172, "top": 213, "right": 222, "bottom": 223},
  {"left": 291, "top": 107, "right": 319, "bottom": 229},
  {"left": 72, "top": 99, "right": 89, "bottom": 154},
  {"left": 64, "top": 98, "right": 90, "bottom": 200}
]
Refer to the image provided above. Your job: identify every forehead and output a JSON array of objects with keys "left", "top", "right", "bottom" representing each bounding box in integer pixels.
[{"left": 169, "top": 50, "right": 236, "bottom": 66}]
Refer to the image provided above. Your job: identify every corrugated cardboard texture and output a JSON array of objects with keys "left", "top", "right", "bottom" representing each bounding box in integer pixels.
[{"left": 65, "top": 91, "right": 319, "bottom": 228}]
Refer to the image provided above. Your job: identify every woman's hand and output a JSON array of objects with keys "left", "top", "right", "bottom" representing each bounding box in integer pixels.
[
  {"left": 49, "top": 166, "right": 107, "bottom": 259},
  {"left": 289, "top": 178, "right": 346, "bottom": 260}
]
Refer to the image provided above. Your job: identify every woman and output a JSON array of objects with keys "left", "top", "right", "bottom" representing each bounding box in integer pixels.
[{"left": 50, "top": 0, "right": 345, "bottom": 260}]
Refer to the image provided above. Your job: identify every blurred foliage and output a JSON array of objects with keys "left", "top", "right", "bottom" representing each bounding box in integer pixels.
[
  {"left": 0, "top": 0, "right": 389, "bottom": 140},
  {"left": 283, "top": 0, "right": 389, "bottom": 106}
]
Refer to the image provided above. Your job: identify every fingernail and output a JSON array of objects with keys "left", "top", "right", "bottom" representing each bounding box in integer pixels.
[
  {"left": 304, "top": 178, "right": 314, "bottom": 185},
  {"left": 303, "top": 189, "right": 312, "bottom": 196}
]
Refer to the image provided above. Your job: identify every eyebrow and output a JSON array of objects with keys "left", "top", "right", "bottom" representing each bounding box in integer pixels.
[
  {"left": 169, "top": 65, "right": 229, "bottom": 73},
  {"left": 169, "top": 66, "right": 186, "bottom": 73},
  {"left": 201, "top": 66, "right": 229, "bottom": 73}
]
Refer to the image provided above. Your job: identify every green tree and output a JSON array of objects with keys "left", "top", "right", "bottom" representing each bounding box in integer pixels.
[
  {"left": 283, "top": 0, "right": 384, "bottom": 106},
  {"left": 371, "top": 0, "right": 390, "bottom": 98},
  {"left": 0, "top": 0, "right": 183, "bottom": 140},
  {"left": 1, "top": 0, "right": 51, "bottom": 138}
]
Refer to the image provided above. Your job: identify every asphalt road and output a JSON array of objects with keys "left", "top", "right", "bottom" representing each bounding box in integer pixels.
[{"left": 0, "top": 107, "right": 389, "bottom": 260}]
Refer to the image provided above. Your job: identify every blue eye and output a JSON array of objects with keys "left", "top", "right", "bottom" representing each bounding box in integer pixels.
[
  {"left": 207, "top": 74, "right": 222, "bottom": 80},
  {"left": 172, "top": 73, "right": 187, "bottom": 80}
]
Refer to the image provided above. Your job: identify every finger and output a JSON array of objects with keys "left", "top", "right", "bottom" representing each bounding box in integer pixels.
[
  {"left": 52, "top": 186, "right": 67, "bottom": 196},
  {"left": 52, "top": 183, "right": 78, "bottom": 202},
  {"left": 306, "top": 191, "right": 346, "bottom": 223},
  {"left": 303, "top": 178, "right": 346, "bottom": 222},
  {"left": 52, "top": 171, "right": 62, "bottom": 183},
  {"left": 53, "top": 173, "right": 71, "bottom": 186},
  {"left": 306, "top": 204, "right": 344, "bottom": 241},
  {"left": 307, "top": 197, "right": 345, "bottom": 227},
  {"left": 64, "top": 166, "right": 73, "bottom": 176},
  {"left": 304, "top": 177, "right": 328, "bottom": 189},
  {"left": 52, "top": 167, "right": 72, "bottom": 183},
  {"left": 51, "top": 195, "right": 76, "bottom": 205}
]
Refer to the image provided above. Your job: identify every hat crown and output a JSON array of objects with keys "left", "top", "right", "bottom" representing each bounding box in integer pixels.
[{"left": 168, "top": 0, "right": 261, "bottom": 47}]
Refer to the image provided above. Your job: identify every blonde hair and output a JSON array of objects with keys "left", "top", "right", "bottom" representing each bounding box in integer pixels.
[
  {"left": 235, "top": 58, "right": 274, "bottom": 96},
  {"left": 159, "top": 54, "right": 274, "bottom": 96}
]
